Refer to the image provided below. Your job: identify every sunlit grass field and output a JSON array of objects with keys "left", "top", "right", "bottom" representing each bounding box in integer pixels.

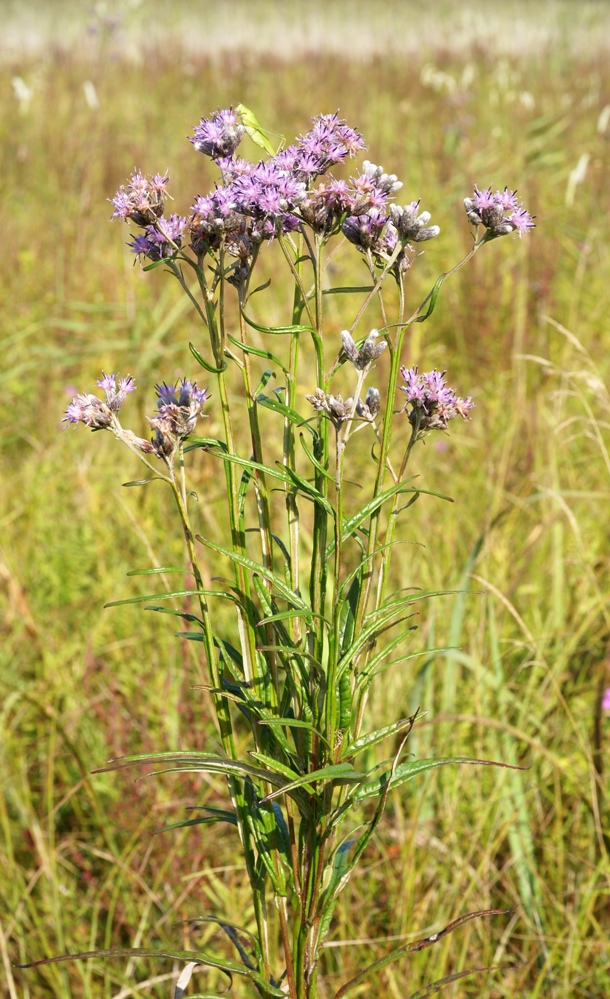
[{"left": 2, "top": 2, "right": 610, "bottom": 996}]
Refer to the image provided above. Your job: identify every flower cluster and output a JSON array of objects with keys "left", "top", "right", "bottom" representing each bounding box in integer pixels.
[
  {"left": 341, "top": 329, "right": 386, "bottom": 370},
  {"left": 464, "top": 186, "right": 535, "bottom": 239},
  {"left": 149, "top": 380, "right": 209, "bottom": 457},
  {"left": 63, "top": 374, "right": 208, "bottom": 462},
  {"left": 306, "top": 386, "right": 380, "bottom": 429},
  {"left": 111, "top": 171, "right": 169, "bottom": 226},
  {"left": 110, "top": 109, "right": 446, "bottom": 279},
  {"left": 63, "top": 373, "right": 137, "bottom": 430},
  {"left": 399, "top": 367, "right": 473, "bottom": 431}
]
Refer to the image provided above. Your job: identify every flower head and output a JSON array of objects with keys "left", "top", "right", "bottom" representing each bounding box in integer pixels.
[
  {"left": 190, "top": 108, "right": 245, "bottom": 160},
  {"left": 602, "top": 688, "right": 610, "bottom": 712},
  {"left": 399, "top": 366, "right": 473, "bottom": 431},
  {"left": 110, "top": 171, "right": 169, "bottom": 226},
  {"left": 149, "top": 378, "right": 209, "bottom": 457},
  {"left": 389, "top": 201, "right": 440, "bottom": 242},
  {"left": 129, "top": 215, "right": 187, "bottom": 262},
  {"left": 341, "top": 329, "right": 386, "bottom": 370},
  {"left": 465, "top": 185, "right": 535, "bottom": 239},
  {"left": 306, "top": 388, "right": 355, "bottom": 429},
  {"left": 63, "top": 373, "right": 138, "bottom": 432}
]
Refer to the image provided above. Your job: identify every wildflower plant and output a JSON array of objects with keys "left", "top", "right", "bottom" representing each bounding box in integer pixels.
[{"left": 29, "top": 106, "right": 534, "bottom": 997}]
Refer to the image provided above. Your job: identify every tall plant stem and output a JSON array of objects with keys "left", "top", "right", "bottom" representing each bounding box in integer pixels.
[{"left": 309, "top": 235, "right": 329, "bottom": 672}]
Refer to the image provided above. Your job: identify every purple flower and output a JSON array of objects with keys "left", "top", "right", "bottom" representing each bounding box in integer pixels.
[
  {"left": 149, "top": 378, "right": 209, "bottom": 456},
  {"left": 110, "top": 170, "right": 169, "bottom": 226},
  {"left": 602, "top": 688, "right": 610, "bottom": 712},
  {"left": 296, "top": 113, "right": 366, "bottom": 176},
  {"left": 465, "top": 185, "right": 535, "bottom": 239},
  {"left": 342, "top": 208, "right": 389, "bottom": 251},
  {"left": 129, "top": 215, "right": 187, "bottom": 262},
  {"left": 190, "top": 108, "right": 245, "bottom": 160},
  {"left": 399, "top": 366, "right": 474, "bottom": 431},
  {"left": 63, "top": 373, "right": 136, "bottom": 429}
]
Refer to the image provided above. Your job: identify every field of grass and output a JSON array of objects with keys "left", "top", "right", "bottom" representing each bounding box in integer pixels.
[{"left": 1, "top": 2, "right": 610, "bottom": 997}]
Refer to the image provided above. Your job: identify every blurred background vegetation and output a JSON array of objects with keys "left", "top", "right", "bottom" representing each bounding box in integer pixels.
[{"left": 1, "top": 1, "right": 609, "bottom": 996}]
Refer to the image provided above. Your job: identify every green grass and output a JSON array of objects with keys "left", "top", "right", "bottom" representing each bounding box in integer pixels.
[{"left": 1, "top": 3, "right": 610, "bottom": 996}]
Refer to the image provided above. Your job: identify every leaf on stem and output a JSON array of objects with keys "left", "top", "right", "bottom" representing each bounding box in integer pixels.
[
  {"left": 190, "top": 341, "right": 227, "bottom": 374},
  {"left": 333, "top": 909, "right": 513, "bottom": 999},
  {"left": 353, "top": 756, "right": 527, "bottom": 801},
  {"left": 18, "top": 946, "right": 286, "bottom": 996}
]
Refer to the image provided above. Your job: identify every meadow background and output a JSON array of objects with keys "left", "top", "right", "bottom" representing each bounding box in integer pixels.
[{"left": 1, "top": 0, "right": 610, "bottom": 996}]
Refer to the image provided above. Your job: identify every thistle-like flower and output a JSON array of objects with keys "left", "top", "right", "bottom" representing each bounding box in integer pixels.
[
  {"left": 63, "top": 373, "right": 137, "bottom": 429},
  {"left": 129, "top": 215, "right": 187, "bottom": 262},
  {"left": 149, "top": 379, "right": 209, "bottom": 457},
  {"left": 399, "top": 367, "right": 473, "bottom": 431},
  {"left": 190, "top": 108, "right": 245, "bottom": 160},
  {"left": 110, "top": 171, "right": 169, "bottom": 226},
  {"left": 464, "top": 185, "right": 535, "bottom": 239}
]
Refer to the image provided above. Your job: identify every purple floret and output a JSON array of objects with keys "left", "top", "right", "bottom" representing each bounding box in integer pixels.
[
  {"left": 399, "top": 366, "right": 473, "bottom": 431},
  {"left": 190, "top": 108, "right": 245, "bottom": 160}
]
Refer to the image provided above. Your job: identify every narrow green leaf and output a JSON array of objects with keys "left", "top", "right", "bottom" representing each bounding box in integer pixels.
[
  {"left": 299, "top": 432, "right": 335, "bottom": 482},
  {"left": 354, "top": 757, "right": 524, "bottom": 800},
  {"left": 196, "top": 536, "right": 307, "bottom": 609},
  {"left": 257, "top": 607, "right": 325, "bottom": 627},
  {"left": 341, "top": 716, "right": 418, "bottom": 760},
  {"left": 143, "top": 255, "right": 177, "bottom": 270},
  {"left": 227, "top": 333, "right": 286, "bottom": 372},
  {"left": 406, "top": 966, "right": 516, "bottom": 999},
  {"left": 412, "top": 274, "right": 446, "bottom": 325},
  {"left": 122, "top": 476, "right": 164, "bottom": 487},
  {"left": 261, "top": 763, "right": 358, "bottom": 802},
  {"left": 104, "top": 589, "right": 231, "bottom": 609},
  {"left": 241, "top": 313, "right": 315, "bottom": 337},
  {"left": 204, "top": 443, "right": 295, "bottom": 486},
  {"left": 333, "top": 909, "right": 512, "bottom": 999},
  {"left": 256, "top": 717, "right": 330, "bottom": 746},
  {"left": 255, "top": 392, "right": 316, "bottom": 438},
  {"left": 248, "top": 752, "right": 312, "bottom": 790},
  {"left": 189, "top": 341, "right": 227, "bottom": 374},
  {"left": 18, "top": 946, "right": 285, "bottom": 996},
  {"left": 328, "top": 482, "right": 453, "bottom": 558}
]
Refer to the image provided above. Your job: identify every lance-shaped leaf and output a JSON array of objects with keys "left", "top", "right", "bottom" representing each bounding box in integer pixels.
[
  {"left": 155, "top": 805, "right": 238, "bottom": 834},
  {"left": 104, "top": 589, "right": 234, "bottom": 609},
  {"left": 341, "top": 716, "right": 418, "bottom": 761},
  {"left": 241, "top": 313, "right": 316, "bottom": 337},
  {"left": 412, "top": 273, "right": 446, "bottom": 325},
  {"left": 190, "top": 341, "right": 227, "bottom": 374},
  {"left": 333, "top": 909, "right": 513, "bottom": 999},
  {"left": 353, "top": 756, "right": 526, "bottom": 801},
  {"left": 255, "top": 392, "right": 316, "bottom": 437},
  {"left": 196, "top": 537, "right": 308, "bottom": 611},
  {"left": 405, "top": 964, "right": 518, "bottom": 999},
  {"left": 326, "top": 483, "right": 453, "bottom": 559},
  {"left": 122, "top": 476, "right": 165, "bottom": 487},
  {"left": 227, "top": 333, "right": 286, "bottom": 373},
  {"left": 18, "top": 946, "right": 286, "bottom": 996},
  {"left": 261, "top": 762, "right": 363, "bottom": 803}
]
